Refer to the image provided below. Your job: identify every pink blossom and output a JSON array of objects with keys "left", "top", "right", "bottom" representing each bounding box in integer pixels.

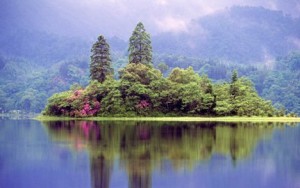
[
  {"left": 83, "top": 103, "right": 90, "bottom": 111},
  {"left": 80, "top": 109, "right": 87, "bottom": 116},
  {"left": 74, "top": 89, "right": 83, "bottom": 96},
  {"left": 136, "top": 100, "right": 150, "bottom": 109},
  {"left": 93, "top": 101, "right": 100, "bottom": 110},
  {"left": 80, "top": 121, "right": 90, "bottom": 138}
]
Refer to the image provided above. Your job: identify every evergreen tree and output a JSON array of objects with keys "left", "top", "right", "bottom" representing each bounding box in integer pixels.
[
  {"left": 230, "top": 70, "right": 239, "bottom": 98},
  {"left": 90, "top": 35, "right": 114, "bottom": 83},
  {"left": 231, "top": 70, "right": 238, "bottom": 83},
  {"left": 128, "top": 22, "right": 152, "bottom": 65}
]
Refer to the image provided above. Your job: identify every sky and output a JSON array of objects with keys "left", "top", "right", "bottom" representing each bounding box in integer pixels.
[{"left": 1, "top": 0, "right": 299, "bottom": 39}]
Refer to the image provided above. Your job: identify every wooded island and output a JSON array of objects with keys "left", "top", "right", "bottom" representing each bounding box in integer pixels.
[{"left": 43, "top": 23, "right": 282, "bottom": 117}]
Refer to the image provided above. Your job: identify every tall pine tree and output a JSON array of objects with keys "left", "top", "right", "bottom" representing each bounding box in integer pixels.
[
  {"left": 128, "top": 22, "right": 152, "bottom": 65},
  {"left": 90, "top": 35, "right": 114, "bottom": 83},
  {"left": 230, "top": 70, "right": 239, "bottom": 99}
]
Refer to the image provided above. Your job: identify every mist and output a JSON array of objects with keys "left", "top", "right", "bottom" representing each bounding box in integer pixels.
[{"left": 1, "top": 0, "right": 299, "bottom": 39}]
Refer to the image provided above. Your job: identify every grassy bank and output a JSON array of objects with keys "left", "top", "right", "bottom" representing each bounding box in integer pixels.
[{"left": 35, "top": 115, "right": 300, "bottom": 123}]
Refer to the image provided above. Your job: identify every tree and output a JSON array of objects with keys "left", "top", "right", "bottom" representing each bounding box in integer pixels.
[
  {"left": 230, "top": 70, "right": 239, "bottom": 99},
  {"left": 168, "top": 67, "right": 199, "bottom": 84},
  {"left": 119, "top": 63, "right": 162, "bottom": 114},
  {"left": 128, "top": 22, "right": 152, "bottom": 65},
  {"left": 119, "top": 63, "right": 162, "bottom": 85},
  {"left": 157, "top": 62, "right": 169, "bottom": 74},
  {"left": 90, "top": 35, "right": 114, "bottom": 83}
]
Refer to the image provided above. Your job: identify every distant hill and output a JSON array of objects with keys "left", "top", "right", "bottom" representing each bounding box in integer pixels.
[
  {"left": 153, "top": 6, "right": 300, "bottom": 63},
  {"left": 0, "top": 29, "right": 127, "bottom": 67},
  {"left": 1, "top": 6, "right": 299, "bottom": 65},
  {"left": 0, "top": 6, "right": 299, "bottom": 114}
]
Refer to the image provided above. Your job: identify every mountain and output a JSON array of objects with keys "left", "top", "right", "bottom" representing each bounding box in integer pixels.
[
  {"left": 153, "top": 6, "right": 300, "bottom": 63},
  {"left": 0, "top": 5, "right": 299, "bottom": 114}
]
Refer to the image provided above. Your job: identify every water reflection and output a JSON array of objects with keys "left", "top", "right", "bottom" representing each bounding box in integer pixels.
[
  {"left": 91, "top": 155, "right": 112, "bottom": 188},
  {"left": 43, "top": 121, "right": 285, "bottom": 188}
]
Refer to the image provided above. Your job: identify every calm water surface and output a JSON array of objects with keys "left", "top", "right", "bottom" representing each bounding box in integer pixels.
[{"left": 0, "top": 119, "right": 299, "bottom": 188}]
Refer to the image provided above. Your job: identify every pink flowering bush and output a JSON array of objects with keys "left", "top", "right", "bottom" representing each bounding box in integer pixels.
[
  {"left": 74, "top": 89, "right": 84, "bottom": 97},
  {"left": 136, "top": 100, "right": 150, "bottom": 109},
  {"left": 76, "top": 100, "right": 101, "bottom": 117},
  {"left": 44, "top": 88, "right": 101, "bottom": 117},
  {"left": 135, "top": 100, "right": 151, "bottom": 115}
]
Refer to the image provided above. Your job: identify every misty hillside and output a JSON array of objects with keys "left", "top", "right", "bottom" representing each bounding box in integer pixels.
[
  {"left": 0, "top": 5, "right": 299, "bottom": 114},
  {"left": 153, "top": 6, "right": 300, "bottom": 62},
  {"left": 0, "top": 30, "right": 89, "bottom": 65},
  {"left": 1, "top": 6, "right": 299, "bottom": 65}
]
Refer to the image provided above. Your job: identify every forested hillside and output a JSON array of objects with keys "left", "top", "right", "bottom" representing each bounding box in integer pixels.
[
  {"left": 153, "top": 6, "right": 300, "bottom": 62},
  {"left": 0, "top": 6, "right": 299, "bottom": 115}
]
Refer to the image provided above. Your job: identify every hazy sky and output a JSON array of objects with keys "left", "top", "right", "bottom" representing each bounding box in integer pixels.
[{"left": 1, "top": 0, "right": 299, "bottom": 39}]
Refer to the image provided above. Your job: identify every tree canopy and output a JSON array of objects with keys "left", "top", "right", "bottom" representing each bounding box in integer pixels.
[{"left": 44, "top": 65, "right": 276, "bottom": 117}]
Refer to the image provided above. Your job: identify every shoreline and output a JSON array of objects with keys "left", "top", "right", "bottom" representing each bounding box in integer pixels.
[{"left": 34, "top": 115, "right": 300, "bottom": 123}]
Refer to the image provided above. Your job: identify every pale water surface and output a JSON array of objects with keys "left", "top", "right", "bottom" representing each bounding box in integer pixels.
[{"left": 0, "top": 119, "right": 299, "bottom": 188}]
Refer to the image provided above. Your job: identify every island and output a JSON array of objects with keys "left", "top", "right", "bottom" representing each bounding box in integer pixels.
[{"left": 41, "top": 22, "right": 296, "bottom": 119}]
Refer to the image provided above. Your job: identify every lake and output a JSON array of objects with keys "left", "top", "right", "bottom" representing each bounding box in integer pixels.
[{"left": 0, "top": 119, "right": 299, "bottom": 188}]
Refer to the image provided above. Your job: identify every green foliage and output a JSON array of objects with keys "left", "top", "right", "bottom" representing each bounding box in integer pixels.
[
  {"left": 157, "top": 62, "right": 168, "bottom": 74},
  {"left": 259, "top": 52, "right": 300, "bottom": 115},
  {"left": 119, "top": 63, "right": 162, "bottom": 85},
  {"left": 230, "top": 70, "right": 239, "bottom": 99},
  {"left": 44, "top": 91, "right": 72, "bottom": 116},
  {"left": 213, "top": 84, "right": 233, "bottom": 116},
  {"left": 118, "top": 63, "right": 161, "bottom": 114},
  {"left": 44, "top": 62, "right": 276, "bottom": 117},
  {"left": 168, "top": 67, "right": 199, "bottom": 84},
  {"left": 128, "top": 22, "right": 152, "bottom": 65},
  {"left": 214, "top": 77, "right": 275, "bottom": 116},
  {"left": 90, "top": 35, "right": 114, "bottom": 83},
  {"left": 231, "top": 70, "right": 238, "bottom": 83},
  {"left": 166, "top": 67, "right": 216, "bottom": 114}
]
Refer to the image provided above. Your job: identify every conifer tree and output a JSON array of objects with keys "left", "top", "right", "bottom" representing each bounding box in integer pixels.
[
  {"left": 90, "top": 35, "right": 114, "bottom": 83},
  {"left": 128, "top": 22, "right": 152, "bottom": 65},
  {"left": 231, "top": 70, "right": 238, "bottom": 83},
  {"left": 230, "top": 70, "right": 239, "bottom": 98}
]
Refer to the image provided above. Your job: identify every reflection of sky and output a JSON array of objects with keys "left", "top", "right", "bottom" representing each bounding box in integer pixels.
[
  {"left": 0, "top": 120, "right": 91, "bottom": 188},
  {"left": 151, "top": 156, "right": 292, "bottom": 188},
  {"left": 0, "top": 120, "right": 299, "bottom": 188}
]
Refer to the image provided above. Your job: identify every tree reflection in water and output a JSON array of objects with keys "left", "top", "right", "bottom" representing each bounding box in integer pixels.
[
  {"left": 43, "top": 121, "right": 281, "bottom": 188},
  {"left": 91, "top": 155, "right": 112, "bottom": 188}
]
